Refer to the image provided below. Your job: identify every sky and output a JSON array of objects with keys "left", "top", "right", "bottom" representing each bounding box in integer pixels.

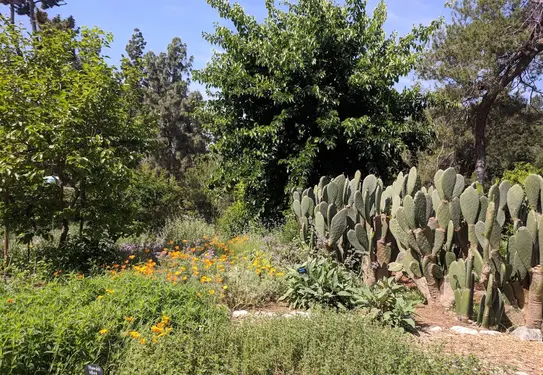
[{"left": 2, "top": 0, "right": 449, "bottom": 92}]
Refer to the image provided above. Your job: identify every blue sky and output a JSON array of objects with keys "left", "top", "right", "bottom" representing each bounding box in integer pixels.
[{"left": 3, "top": 0, "right": 449, "bottom": 92}]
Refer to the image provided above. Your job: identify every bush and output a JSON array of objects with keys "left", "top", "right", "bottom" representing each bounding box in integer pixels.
[
  {"left": 358, "top": 277, "right": 421, "bottom": 331},
  {"left": 127, "top": 164, "right": 183, "bottom": 233},
  {"left": 502, "top": 162, "right": 543, "bottom": 185},
  {"left": 117, "top": 311, "right": 482, "bottom": 375},
  {"left": 36, "top": 236, "right": 121, "bottom": 274},
  {"left": 160, "top": 216, "right": 216, "bottom": 244},
  {"left": 0, "top": 270, "right": 228, "bottom": 375},
  {"left": 281, "top": 256, "right": 363, "bottom": 310}
]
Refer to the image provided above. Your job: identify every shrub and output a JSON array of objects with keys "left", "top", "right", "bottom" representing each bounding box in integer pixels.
[
  {"left": 281, "top": 256, "right": 363, "bottom": 310},
  {"left": 117, "top": 311, "right": 482, "bottom": 375},
  {"left": 501, "top": 162, "right": 543, "bottom": 185},
  {"left": 36, "top": 236, "right": 121, "bottom": 274},
  {"left": 159, "top": 216, "right": 216, "bottom": 244},
  {"left": 127, "top": 164, "right": 183, "bottom": 233},
  {"left": 357, "top": 277, "right": 422, "bottom": 331}
]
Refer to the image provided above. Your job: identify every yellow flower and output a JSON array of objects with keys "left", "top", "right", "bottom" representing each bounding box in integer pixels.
[
  {"left": 140, "top": 338, "right": 147, "bottom": 344},
  {"left": 223, "top": 285, "right": 228, "bottom": 290},
  {"left": 128, "top": 255, "right": 136, "bottom": 260},
  {"left": 129, "top": 331, "right": 141, "bottom": 339},
  {"left": 99, "top": 329, "right": 109, "bottom": 335},
  {"left": 152, "top": 337, "right": 158, "bottom": 344},
  {"left": 97, "top": 295, "right": 103, "bottom": 300},
  {"left": 152, "top": 325, "right": 163, "bottom": 334},
  {"left": 106, "top": 289, "right": 114, "bottom": 294},
  {"left": 125, "top": 316, "right": 134, "bottom": 322},
  {"left": 209, "top": 289, "right": 215, "bottom": 295},
  {"left": 162, "top": 315, "right": 170, "bottom": 325},
  {"left": 182, "top": 276, "right": 188, "bottom": 281}
]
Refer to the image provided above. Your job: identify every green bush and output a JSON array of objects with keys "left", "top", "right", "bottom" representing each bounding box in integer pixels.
[
  {"left": 281, "top": 256, "right": 363, "bottom": 310},
  {"left": 217, "top": 198, "right": 252, "bottom": 238},
  {"left": 501, "top": 162, "right": 543, "bottom": 185},
  {"left": 160, "top": 216, "right": 216, "bottom": 243},
  {"left": 36, "top": 236, "right": 122, "bottom": 274},
  {"left": 0, "top": 270, "right": 228, "bottom": 375},
  {"left": 127, "top": 164, "right": 183, "bottom": 233},
  {"left": 118, "top": 311, "right": 482, "bottom": 375},
  {"left": 358, "top": 277, "right": 421, "bottom": 331}
]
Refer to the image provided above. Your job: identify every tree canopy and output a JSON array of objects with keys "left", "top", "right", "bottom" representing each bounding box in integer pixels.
[
  {"left": 196, "top": 0, "right": 438, "bottom": 219},
  {"left": 419, "top": 0, "right": 543, "bottom": 183}
]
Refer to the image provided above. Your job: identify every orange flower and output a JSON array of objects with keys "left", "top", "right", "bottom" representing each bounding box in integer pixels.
[
  {"left": 182, "top": 239, "right": 187, "bottom": 243},
  {"left": 7, "top": 298, "right": 14, "bottom": 304},
  {"left": 140, "top": 338, "right": 147, "bottom": 344},
  {"left": 129, "top": 255, "right": 136, "bottom": 260},
  {"left": 125, "top": 316, "right": 134, "bottom": 322},
  {"left": 77, "top": 274, "right": 84, "bottom": 280},
  {"left": 145, "top": 249, "right": 150, "bottom": 253},
  {"left": 152, "top": 325, "right": 163, "bottom": 334},
  {"left": 169, "top": 240, "right": 174, "bottom": 245},
  {"left": 152, "top": 337, "right": 158, "bottom": 344}
]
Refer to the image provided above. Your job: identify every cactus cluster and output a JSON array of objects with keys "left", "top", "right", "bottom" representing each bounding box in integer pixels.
[{"left": 292, "top": 168, "right": 543, "bottom": 329}]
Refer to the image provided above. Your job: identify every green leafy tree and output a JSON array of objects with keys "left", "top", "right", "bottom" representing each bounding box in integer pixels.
[
  {"left": 419, "top": 0, "right": 543, "bottom": 184},
  {"left": 12, "top": 0, "right": 66, "bottom": 31},
  {"left": 196, "top": 0, "right": 437, "bottom": 220},
  {"left": 0, "top": 19, "right": 153, "bottom": 260}
]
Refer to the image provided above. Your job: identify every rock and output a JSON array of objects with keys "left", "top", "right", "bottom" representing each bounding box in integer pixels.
[
  {"left": 282, "top": 311, "right": 310, "bottom": 318},
  {"left": 450, "top": 326, "right": 478, "bottom": 335},
  {"left": 514, "top": 372, "right": 530, "bottom": 375},
  {"left": 232, "top": 310, "right": 249, "bottom": 318},
  {"left": 510, "top": 326, "right": 543, "bottom": 341},
  {"left": 479, "top": 330, "right": 501, "bottom": 336},
  {"left": 428, "top": 326, "right": 443, "bottom": 333},
  {"left": 254, "top": 311, "right": 276, "bottom": 317}
]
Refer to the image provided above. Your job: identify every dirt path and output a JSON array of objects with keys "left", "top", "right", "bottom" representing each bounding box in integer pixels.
[{"left": 415, "top": 304, "right": 543, "bottom": 375}]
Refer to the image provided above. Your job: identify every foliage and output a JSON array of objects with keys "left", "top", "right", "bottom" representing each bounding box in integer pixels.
[
  {"left": 0, "top": 21, "right": 153, "bottom": 254},
  {"left": 502, "top": 162, "right": 543, "bottom": 185},
  {"left": 217, "top": 183, "right": 254, "bottom": 237},
  {"left": 281, "top": 256, "right": 363, "bottom": 310},
  {"left": 419, "top": 0, "right": 543, "bottom": 183},
  {"left": 159, "top": 216, "right": 216, "bottom": 244},
  {"left": 126, "top": 164, "right": 182, "bottom": 233},
  {"left": 196, "top": 0, "right": 438, "bottom": 219},
  {"left": 118, "top": 311, "right": 482, "bottom": 375},
  {"left": 181, "top": 155, "right": 230, "bottom": 222},
  {"left": 0, "top": 269, "right": 228, "bottom": 375},
  {"left": 124, "top": 29, "right": 207, "bottom": 180},
  {"left": 357, "top": 277, "right": 420, "bottom": 331}
]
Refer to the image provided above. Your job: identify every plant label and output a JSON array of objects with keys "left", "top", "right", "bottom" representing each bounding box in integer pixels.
[{"left": 84, "top": 364, "right": 104, "bottom": 375}]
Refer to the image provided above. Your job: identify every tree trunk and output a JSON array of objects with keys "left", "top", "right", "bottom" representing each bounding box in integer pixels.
[
  {"left": 10, "top": 3, "right": 15, "bottom": 24},
  {"left": 526, "top": 266, "right": 543, "bottom": 329},
  {"left": 29, "top": 0, "right": 37, "bottom": 32},
  {"left": 3, "top": 189, "right": 8, "bottom": 265},
  {"left": 472, "top": 96, "right": 496, "bottom": 185}
]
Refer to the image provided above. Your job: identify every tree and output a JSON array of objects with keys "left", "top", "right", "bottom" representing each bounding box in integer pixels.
[
  {"left": 1, "top": 1, "right": 23, "bottom": 24},
  {"left": 13, "top": 0, "right": 66, "bottom": 31},
  {"left": 123, "top": 30, "right": 207, "bottom": 180},
  {"left": 0, "top": 20, "right": 153, "bottom": 260},
  {"left": 420, "top": 0, "right": 543, "bottom": 184},
  {"left": 417, "top": 93, "right": 543, "bottom": 184},
  {"left": 196, "top": 0, "right": 438, "bottom": 219},
  {"left": 143, "top": 38, "right": 206, "bottom": 179}
]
